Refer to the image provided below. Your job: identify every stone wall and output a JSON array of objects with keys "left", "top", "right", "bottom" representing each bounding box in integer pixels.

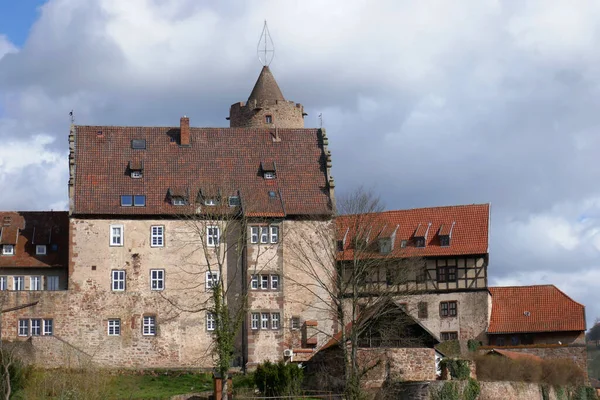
[
  {"left": 229, "top": 100, "right": 305, "bottom": 129},
  {"left": 359, "top": 347, "right": 436, "bottom": 387}
]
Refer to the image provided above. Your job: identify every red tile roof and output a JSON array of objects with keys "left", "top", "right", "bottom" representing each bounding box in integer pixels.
[
  {"left": 336, "top": 204, "right": 489, "bottom": 260},
  {"left": 0, "top": 212, "right": 68, "bottom": 268},
  {"left": 488, "top": 285, "right": 586, "bottom": 334},
  {"left": 72, "top": 126, "right": 333, "bottom": 216},
  {"left": 486, "top": 349, "right": 543, "bottom": 362}
]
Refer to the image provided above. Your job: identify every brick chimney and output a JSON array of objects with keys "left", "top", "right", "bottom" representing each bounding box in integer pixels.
[{"left": 180, "top": 116, "right": 190, "bottom": 146}]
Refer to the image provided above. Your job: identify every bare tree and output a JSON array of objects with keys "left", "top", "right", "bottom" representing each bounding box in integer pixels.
[
  {"left": 161, "top": 190, "right": 281, "bottom": 400},
  {"left": 286, "top": 187, "right": 425, "bottom": 399}
]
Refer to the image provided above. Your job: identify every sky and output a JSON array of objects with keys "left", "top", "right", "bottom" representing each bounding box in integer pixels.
[{"left": 0, "top": 0, "right": 600, "bottom": 325}]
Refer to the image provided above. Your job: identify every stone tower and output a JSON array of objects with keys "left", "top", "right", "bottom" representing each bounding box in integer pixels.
[{"left": 229, "top": 66, "right": 306, "bottom": 128}]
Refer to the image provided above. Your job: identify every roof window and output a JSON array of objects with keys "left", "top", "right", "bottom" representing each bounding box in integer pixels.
[
  {"left": 131, "top": 139, "right": 146, "bottom": 149},
  {"left": 121, "top": 195, "right": 133, "bottom": 207},
  {"left": 172, "top": 197, "right": 186, "bottom": 206},
  {"left": 121, "top": 195, "right": 146, "bottom": 207},
  {"left": 131, "top": 171, "right": 143, "bottom": 179},
  {"left": 438, "top": 222, "right": 455, "bottom": 247},
  {"left": 228, "top": 196, "right": 241, "bottom": 207},
  {"left": 264, "top": 171, "right": 276, "bottom": 180},
  {"left": 205, "top": 198, "right": 218, "bottom": 206}
]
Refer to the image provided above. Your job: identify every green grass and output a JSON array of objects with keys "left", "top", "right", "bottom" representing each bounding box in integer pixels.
[{"left": 107, "top": 371, "right": 213, "bottom": 399}]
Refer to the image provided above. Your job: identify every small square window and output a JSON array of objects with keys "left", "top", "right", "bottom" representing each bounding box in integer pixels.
[
  {"left": 265, "top": 115, "right": 273, "bottom": 124},
  {"left": 206, "top": 312, "right": 216, "bottom": 331},
  {"left": 121, "top": 195, "right": 133, "bottom": 207},
  {"left": 2, "top": 245, "right": 14, "bottom": 255},
  {"left": 108, "top": 319, "right": 120, "bottom": 336},
  {"left": 133, "top": 195, "right": 146, "bottom": 207},
  {"left": 36, "top": 245, "right": 47, "bottom": 255},
  {"left": 142, "top": 316, "right": 156, "bottom": 336},
  {"left": 228, "top": 196, "right": 241, "bottom": 207},
  {"left": 150, "top": 269, "right": 165, "bottom": 290}
]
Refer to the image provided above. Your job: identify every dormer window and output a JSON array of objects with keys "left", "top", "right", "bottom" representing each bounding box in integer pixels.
[
  {"left": 172, "top": 197, "right": 186, "bottom": 206},
  {"left": 2, "top": 245, "right": 14, "bottom": 255},
  {"left": 261, "top": 161, "right": 276, "bottom": 179},
  {"left": 205, "top": 198, "right": 217, "bottom": 206},
  {"left": 440, "top": 235, "right": 450, "bottom": 247},
  {"left": 264, "top": 171, "right": 276, "bottom": 179},
  {"left": 128, "top": 161, "right": 144, "bottom": 179},
  {"left": 438, "top": 222, "right": 455, "bottom": 247},
  {"left": 228, "top": 196, "right": 241, "bottom": 207},
  {"left": 415, "top": 237, "right": 425, "bottom": 248},
  {"left": 379, "top": 238, "right": 392, "bottom": 254},
  {"left": 413, "top": 222, "right": 431, "bottom": 248},
  {"left": 265, "top": 115, "right": 273, "bottom": 124},
  {"left": 131, "top": 171, "right": 143, "bottom": 179}
]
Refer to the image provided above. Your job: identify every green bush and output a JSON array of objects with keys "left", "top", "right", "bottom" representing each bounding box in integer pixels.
[
  {"left": 430, "top": 378, "right": 479, "bottom": 400},
  {"left": 463, "top": 378, "right": 480, "bottom": 400},
  {"left": 467, "top": 340, "right": 481, "bottom": 353},
  {"left": 440, "top": 358, "right": 471, "bottom": 380},
  {"left": 254, "top": 360, "right": 303, "bottom": 397}
]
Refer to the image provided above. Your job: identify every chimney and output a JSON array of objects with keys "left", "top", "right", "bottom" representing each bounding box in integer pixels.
[{"left": 180, "top": 116, "right": 190, "bottom": 146}]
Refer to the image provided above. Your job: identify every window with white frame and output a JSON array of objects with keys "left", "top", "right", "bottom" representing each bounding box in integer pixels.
[
  {"left": 2, "top": 245, "right": 14, "bottom": 255},
  {"left": 250, "top": 274, "right": 258, "bottom": 289},
  {"left": 112, "top": 270, "right": 125, "bottom": 291},
  {"left": 47, "top": 276, "right": 59, "bottom": 291},
  {"left": 150, "top": 226, "right": 164, "bottom": 247},
  {"left": 206, "top": 272, "right": 219, "bottom": 290},
  {"left": 43, "top": 319, "right": 53, "bottom": 336},
  {"left": 261, "top": 275, "right": 269, "bottom": 290},
  {"left": 30, "top": 276, "right": 41, "bottom": 291},
  {"left": 270, "top": 226, "right": 279, "bottom": 243},
  {"left": 0, "top": 276, "right": 6, "bottom": 291},
  {"left": 291, "top": 316, "right": 301, "bottom": 330},
  {"left": 206, "top": 312, "right": 216, "bottom": 331},
  {"left": 110, "top": 225, "right": 124, "bottom": 246},
  {"left": 150, "top": 269, "right": 164, "bottom": 290},
  {"left": 13, "top": 276, "right": 24, "bottom": 291},
  {"left": 18, "top": 319, "right": 28, "bottom": 336},
  {"left": 271, "top": 275, "right": 279, "bottom": 290},
  {"left": 36, "top": 245, "right": 47, "bottom": 255},
  {"left": 251, "top": 313, "right": 259, "bottom": 330},
  {"left": 207, "top": 226, "right": 220, "bottom": 247},
  {"left": 31, "top": 319, "right": 41, "bottom": 336},
  {"left": 261, "top": 313, "right": 269, "bottom": 329},
  {"left": 142, "top": 316, "right": 156, "bottom": 336},
  {"left": 250, "top": 227, "right": 259, "bottom": 244},
  {"left": 271, "top": 313, "right": 280, "bottom": 329},
  {"left": 260, "top": 227, "right": 268, "bottom": 244},
  {"left": 108, "top": 319, "right": 120, "bottom": 336}
]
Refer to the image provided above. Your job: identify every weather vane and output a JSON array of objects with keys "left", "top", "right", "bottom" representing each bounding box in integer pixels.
[{"left": 257, "top": 20, "right": 274, "bottom": 66}]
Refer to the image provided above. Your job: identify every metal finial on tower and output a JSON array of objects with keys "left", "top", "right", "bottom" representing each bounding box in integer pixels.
[
  {"left": 318, "top": 113, "right": 323, "bottom": 128},
  {"left": 257, "top": 20, "right": 275, "bottom": 67},
  {"left": 69, "top": 110, "right": 75, "bottom": 124}
]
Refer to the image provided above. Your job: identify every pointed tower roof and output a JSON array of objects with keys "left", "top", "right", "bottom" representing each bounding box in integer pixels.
[{"left": 248, "top": 66, "right": 285, "bottom": 104}]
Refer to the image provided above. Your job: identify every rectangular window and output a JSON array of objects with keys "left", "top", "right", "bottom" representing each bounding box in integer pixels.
[
  {"left": 437, "top": 267, "right": 447, "bottom": 283},
  {"left": 250, "top": 227, "right": 259, "bottom": 244},
  {"left": 271, "top": 275, "right": 279, "bottom": 290},
  {"left": 31, "top": 319, "right": 41, "bottom": 336},
  {"left": 261, "top": 275, "right": 269, "bottom": 290},
  {"left": 142, "top": 316, "right": 156, "bottom": 336},
  {"left": 228, "top": 196, "right": 240, "bottom": 207},
  {"left": 206, "top": 312, "right": 216, "bottom": 331},
  {"left": 13, "top": 276, "right": 24, "bottom": 291},
  {"left": 110, "top": 225, "right": 123, "bottom": 246},
  {"left": 207, "top": 226, "right": 220, "bottom": 247},
  {"left": 108, "top": 319, "right": 120, "bottom": 336},
  {"left": 448, "top": 267, "right": 457, "bottom": 282},
  {"left": 418, "top": 302, "right": 428, "bottom": 319},
  {"left": 151, "top": 226, "right": 164, "bottom": 247},
  {"left": 416, "top": 267, "right": 427, "bottom": 283},
  {"left": 260, "top": 227, "right": 268, "bottom": 244},
  {"left": 250, "top": 274, "right": 258, "bottom": 290},
  {"left": 112, "top": 270, "right": 125, "bottom": 291},
  {"left": 150, "top": 269, "right": 164, "bottom": 291},
  {"left": 36, "top": 245, "right": 47, "bottom": 255},
  {"left": 0, "top": 276, "right": 7, "bottom": 291},
  {"left": 441, "top": 331, "right": 458, "bottom": 341},
  {"left": 271, "top": 313, "right": 280, "bottom": 329},
  {"left": 291, "top": 317, "right": 301, "bottom": 330},
  {"left": 172, "top": 197, "right": 185, "bottom": 206},
  {"left": 18, "top": 319, "right": 28, "bottom": 336},
  {"left": 47, "top": 276, "right": 59, "bottom": 291},
  {"left": 251, "top": 313, "right": 259, "bottom": 330},
  {"left": 261, "top": 313, "right": 269, "bottom": 329},
  {"left": 440, "top": 302, "right": 448, "bottom": 317},
  {"left": 2, "top": 245, "right": 14, "bottom": 255},
  {"left": 270, "top": 226, "right": 279, "bottom": 243},
  {"left": 30, "top": 276, "right": 41, "bottom": 291},
  {"left": 131, "top": 139, "right": 146, "bottom": 149},
  {"left": 43, "top": 319, "right": 53, "bottom": 336},
  {"left": 133, "top": 195, "right": 146, "bottom": 207},
  {"left": 121, "top": 195, "right": 133, "bottom": 207},
  {"left": 206, "top": 272, "right": 219, "bottom": 290},
  {"left": 449, "top": 301, "right": 457, "bottom": 317}
]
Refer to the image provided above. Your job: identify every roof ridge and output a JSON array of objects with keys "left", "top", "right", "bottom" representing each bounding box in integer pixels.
[{"left": 338, "top": 203, "right": 490, "bottom": 218}]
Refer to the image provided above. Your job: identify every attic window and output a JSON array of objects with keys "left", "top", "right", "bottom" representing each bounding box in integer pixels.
[
  {"left": 2, "top": 245, "right": 14, "bottom": 256},
  {"left": 415, "top": 237, "right": 426, "bottom": 248},
  {"left": 131, "top": 171, "right": 143, "bottom": 179},
  {"left": 205, "top": 198, "right": 218, "bottom": 206},
  {"left": 121, "top": 195, "right": 133, "bottom": 207},
  {"left": 133, "top": 195, "right": 146, "bottom": 207},
  {"left": 131, "top": 139, "right": 146, "bottom": 149},
  {"left": 264, "top": 171, "right": 276, "bottom": 179},
  {"left": 439, "top": 235, "right": 450, "bottom": 247},
  {"left": 379, "top": 238, "right": 393, "bottom": 254},
  {"left": 400, "top": 240, "right": 408, "bottom": 248},
  {"left": 172, "top": 197, "right": 186, "bottom": 206},
  {"left": 265, "top": 115, "right": 273, "bottom": 124},
  {"left": 228, "top": 196, "right": 241, "bottom": 207}
]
